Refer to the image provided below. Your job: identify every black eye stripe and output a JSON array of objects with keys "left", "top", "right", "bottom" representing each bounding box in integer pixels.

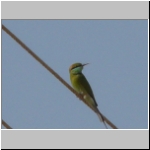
[{"left": 71, "top": 65, "right": 82, "bottom": 70}]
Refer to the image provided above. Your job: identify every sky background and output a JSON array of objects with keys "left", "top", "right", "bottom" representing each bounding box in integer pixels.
[{"left": 2, "top": 20, "right": 148, "bottom": 129}]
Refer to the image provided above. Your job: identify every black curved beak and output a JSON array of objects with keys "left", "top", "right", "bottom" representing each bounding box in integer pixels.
[{"left": 82, "top": 63, "right": 89, "bottom": 67}]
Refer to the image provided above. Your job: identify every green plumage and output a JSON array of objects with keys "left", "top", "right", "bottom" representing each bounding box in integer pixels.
[
  {"left": 69, "top": 63, "right": 107, "bottom": 129},
  {"left": 70, "top": 69, "right": 98, "bottom": 107}
]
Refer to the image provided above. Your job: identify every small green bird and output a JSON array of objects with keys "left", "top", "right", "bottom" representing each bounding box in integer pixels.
[{"left": 69, "top": 63, "right": 107, "bottom": 129}]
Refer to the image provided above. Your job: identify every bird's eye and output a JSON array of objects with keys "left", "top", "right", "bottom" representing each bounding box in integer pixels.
[{"left": 72, "top": 65, "right": 80, "bottom": 70}]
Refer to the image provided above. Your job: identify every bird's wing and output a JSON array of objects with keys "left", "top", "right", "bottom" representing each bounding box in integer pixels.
[{"left": 77, "top": 74, "right": 98, "bottom": 107}]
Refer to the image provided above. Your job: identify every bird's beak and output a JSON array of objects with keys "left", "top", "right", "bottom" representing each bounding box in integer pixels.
[{"left": 82, "top": 63, "right": 89, "bottom": 67}]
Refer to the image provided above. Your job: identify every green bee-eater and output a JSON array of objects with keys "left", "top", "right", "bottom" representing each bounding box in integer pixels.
[{"left": 69, "top": 63, "right": 107, "bottom": 129}]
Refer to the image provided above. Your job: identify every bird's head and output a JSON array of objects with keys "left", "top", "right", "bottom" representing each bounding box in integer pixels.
[{"left": 69, "top": 63, "right": 89, "bottom": 74}]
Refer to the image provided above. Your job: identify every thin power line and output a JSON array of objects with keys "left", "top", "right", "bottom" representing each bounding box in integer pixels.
[
  {"left": 2, "top": 24, "right": 118, "bottom": 129},
  {"left": 2, "top": 120, "right": 12, "bottom": 129}
]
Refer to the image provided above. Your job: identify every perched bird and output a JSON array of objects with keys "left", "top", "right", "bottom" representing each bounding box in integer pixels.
[{"left": 69, "top": 63, "right": 108, "bottom": 129}]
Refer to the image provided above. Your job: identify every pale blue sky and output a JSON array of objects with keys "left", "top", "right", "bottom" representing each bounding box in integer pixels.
[{"left": 2, "top": 20, "right": 148, "bottom": 129}]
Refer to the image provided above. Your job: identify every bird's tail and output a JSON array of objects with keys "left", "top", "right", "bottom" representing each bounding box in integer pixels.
[
  {"left": 96, "top": 109, "right": 108, "bottom": 129},
  {"left": 81, "top": 93, "right": 108, "bottom": 129}
]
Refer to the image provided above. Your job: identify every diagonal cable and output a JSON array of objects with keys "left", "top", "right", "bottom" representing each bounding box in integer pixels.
[
  {"left": 2, "top": 24, "right": 118, "bottom": 129},
  {"left": 2, "top": 120, "right": 12, "bottom": 129}
]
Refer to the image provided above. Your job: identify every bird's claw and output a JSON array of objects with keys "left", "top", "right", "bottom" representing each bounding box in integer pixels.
[{"left": 77, "top": 93, "right": 83, "bottom": 100}]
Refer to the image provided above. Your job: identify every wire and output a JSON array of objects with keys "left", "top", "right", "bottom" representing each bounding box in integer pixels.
[
  {"left": 2, "top": 120, "right": 12, "bottom": 129},
  {"left": 2, "top": 24, "right": 118, "bottom": 129}
]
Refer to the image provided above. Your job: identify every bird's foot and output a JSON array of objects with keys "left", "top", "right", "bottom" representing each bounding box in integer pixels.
[{"left": 77, "top": 93, "right": 84, "bottom": 100}]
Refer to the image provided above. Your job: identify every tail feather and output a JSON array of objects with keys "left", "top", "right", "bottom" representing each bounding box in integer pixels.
[
  {"left": 95, "top": 109, "right": 108, "bottom": 129},
  {"left": 81, "top": 93, "right": 108, "bottom": 129}
]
